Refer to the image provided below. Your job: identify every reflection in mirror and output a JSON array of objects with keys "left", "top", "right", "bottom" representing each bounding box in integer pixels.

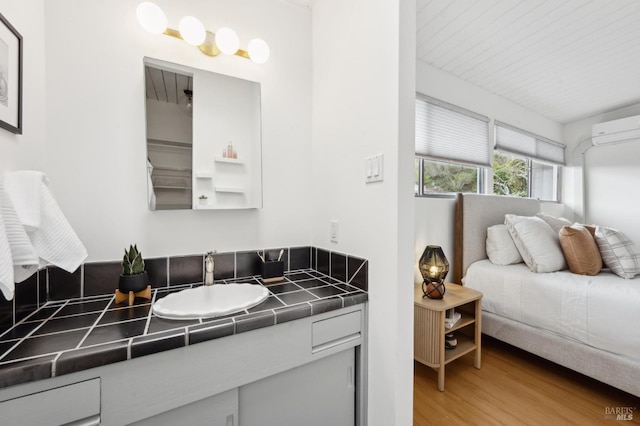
[
  {"left": 143, "top": 58, "right": 263, "bottom": 210},
  {"left": 145, "top": 63, "right": 193, "bottom": 210}
]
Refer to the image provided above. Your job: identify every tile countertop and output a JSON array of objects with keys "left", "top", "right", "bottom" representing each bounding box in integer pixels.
[{"left": 0, "top": 269, "right": 368, "bottom": 390}]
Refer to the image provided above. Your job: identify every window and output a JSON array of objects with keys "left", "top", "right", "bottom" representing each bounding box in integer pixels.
[
  {"left": 493, "top": 151, "right": 560, "bottom": 201},
  {"left": 415, "top": 95, "right": 490, "bottom": 196},
  {"left": 531, "top": 161, "right": 557, "bottom": 200},
  {"left": 416, "top": 158, "right": 481, "bottom": 195},
  {"left": 493, "top": 151, "right": 527, "bottom": 197},
  {"left": 414, "top": 97, "right": 566, "bottom": 201},
  {"left": 494, "top": 121, "right": 565, "bottom": 202}
]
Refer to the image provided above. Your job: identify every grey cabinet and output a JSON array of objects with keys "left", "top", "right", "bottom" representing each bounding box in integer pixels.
[
  {"left": 0, "top": 378, "right": 100, "bottom": 426},
  {"left": 239, "top": 349, "right": 355, "bottom": 426},
  {"left": 131, "top": 388, "right": 238, "bottom": 426},
  {"left": 0, "top": 305, "right": 366, "bottom": 426}
]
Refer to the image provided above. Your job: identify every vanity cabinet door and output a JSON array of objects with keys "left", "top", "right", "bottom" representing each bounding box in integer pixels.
[
  {"left": 130, "top": 388, "right": 238, "bottom": 426},
  {"left": 239, "top": 349, "right": 355, "bottom": 426},
  {"left": 0, "top": 378, "right": 101, "bottom": 426}
]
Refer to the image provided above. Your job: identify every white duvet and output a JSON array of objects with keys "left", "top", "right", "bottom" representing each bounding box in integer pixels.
[{"left": 463, "top": 260, "right": 640, "bottom": 359}]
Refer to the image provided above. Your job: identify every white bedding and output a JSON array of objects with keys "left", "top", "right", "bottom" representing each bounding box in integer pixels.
[{"left": 463, "top": 260, "right": 640, "bottom": 359}]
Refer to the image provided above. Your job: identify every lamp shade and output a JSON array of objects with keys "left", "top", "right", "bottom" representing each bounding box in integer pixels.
[
  {"left": 179, "top": 16, "right": 206, "bottom": 46},
  {"left": 136, "top": 2, "right": 168, "bottom": 35},
  {"left": 419, "top": 245, "right": 449, "bottom": 283},
  {"left": 215, "top": 27, "right": 240, "bottom": 55},
  {"left": 419, "top": 245, "right": 449, "bottom": 299},
  {"left": 248, "top": 38, "right": 270, "bottom": 64}
]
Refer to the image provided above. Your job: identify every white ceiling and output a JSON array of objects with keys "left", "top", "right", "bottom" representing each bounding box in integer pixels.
[
  {"left": 417, "top": 0, "right": 640, "bottom": 124},
  {"left": 144, "top": 65, "right": 192, "bottom": 106}
]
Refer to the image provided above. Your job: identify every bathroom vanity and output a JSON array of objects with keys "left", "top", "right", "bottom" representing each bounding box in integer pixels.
[{"left": 0, "top": 263, "right": 367, "bottom": 425}]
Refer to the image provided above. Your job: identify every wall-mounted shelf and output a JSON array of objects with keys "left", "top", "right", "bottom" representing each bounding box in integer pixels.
[
  {"left": 148, "top": 139, "right": 192, "bottom": 149},
  {"left": 155, "top": 166, "right": 192, "bottom": 173},
  {"left": 154, "top": 185, "right": 191, "bottom": 190},
  {"left": 215, "top": 186, "right": 245, "bottom": 194},
  {"left": 155, "top": 203, "right": 192, "bottom": 210},
  {"left": 152, "top": 175, "right": 191, "bottom": 190},
  {"left": 195, "top": 171, "right": 213, "bottom": 178},
  {"left": 215, "top": 157, "right": 244, "bottom": 165}
]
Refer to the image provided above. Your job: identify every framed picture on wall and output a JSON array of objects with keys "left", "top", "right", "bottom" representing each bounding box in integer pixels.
[{"left": 0, "top": 12, "right": 22, "bottom": 134}]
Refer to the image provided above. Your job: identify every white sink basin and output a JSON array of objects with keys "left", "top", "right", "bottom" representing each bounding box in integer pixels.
[{"left": 152, "top": 283, "right": 269, "bottom": 320}]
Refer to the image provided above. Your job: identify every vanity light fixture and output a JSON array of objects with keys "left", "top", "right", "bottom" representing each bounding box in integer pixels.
[{"left": 136, "top": 2, "right": 270, "bottom": 64}]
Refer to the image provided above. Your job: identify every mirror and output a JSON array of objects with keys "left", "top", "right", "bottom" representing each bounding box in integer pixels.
[{"left": 144, "top": 57, "right": 263, "bottom": 210}]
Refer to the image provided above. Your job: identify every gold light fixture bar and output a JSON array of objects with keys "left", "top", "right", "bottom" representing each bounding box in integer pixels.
[
  {"left": 164, "top": 28, "right": 221, "bottom": 57},
  {"left": 137, "top": 2, "right": 270, "bottom": 64}
]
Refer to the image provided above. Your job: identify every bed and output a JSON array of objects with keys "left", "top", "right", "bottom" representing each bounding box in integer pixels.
[{"left": 453, "top": 192, "right": 640, "bottom": 397}]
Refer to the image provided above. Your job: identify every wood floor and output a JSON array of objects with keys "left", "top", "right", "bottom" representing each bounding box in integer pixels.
[{"left": 414, "top": 336, "right": 640, "bottom": 425}]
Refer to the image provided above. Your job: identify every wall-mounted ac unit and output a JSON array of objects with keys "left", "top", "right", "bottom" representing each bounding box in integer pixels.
[{"left": 592, "top": 115, "right": 640, "bottom": 145}]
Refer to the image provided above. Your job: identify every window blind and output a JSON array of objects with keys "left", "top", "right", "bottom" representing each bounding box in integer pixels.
[
  {"left": 415, "top": 94, "right": 491, "bottom": 167},
  {"left": 495, "top": 121, "right": 565, "bottom": 165}
]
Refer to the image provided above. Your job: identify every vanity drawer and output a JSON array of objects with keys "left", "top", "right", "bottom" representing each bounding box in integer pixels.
[
  {"left": 0, "top": 378, "right": 100, "bottom": 426},
  {"left": 312, "top": 310, "right": 362, "bottom": 352}
]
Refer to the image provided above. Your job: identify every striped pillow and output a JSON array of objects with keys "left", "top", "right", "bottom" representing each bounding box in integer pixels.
[{"left": 594, "top": 226, "right": 640, "bottom": 279}]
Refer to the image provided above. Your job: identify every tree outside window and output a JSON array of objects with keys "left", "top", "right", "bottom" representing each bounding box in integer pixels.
[
  {"left": 421, "top": 159, "right": 479, "bottom": 194},
  {"left": 493, "top": 151, "right": 527, "bottom": 197}
]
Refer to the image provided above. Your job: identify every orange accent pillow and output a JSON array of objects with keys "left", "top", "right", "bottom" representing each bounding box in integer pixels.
[{"left": 559, "top": 225, "right": 602, "bottom": 275}]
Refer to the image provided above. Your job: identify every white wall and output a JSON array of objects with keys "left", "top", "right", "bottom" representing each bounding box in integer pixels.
[
  {"left": 416, "top": 61, "right": 563, "bottom": 143},
  {"left": 0, "top": 0, "right": 47, "bottom": 174},
  {"left": 42, "top": 0, "right": 312, "bottom": 260},
  {"left": 414, "top": 197, "right": 455, "bottom": 284},
  {"left": 564, "top": 102, "right": 640, "bottom": 241},
  {"left": 311, "top": 1, "right": 415, "bottom": 424},
  {"left": 414, "top": 61, "right": 565, "bottom": 283}
]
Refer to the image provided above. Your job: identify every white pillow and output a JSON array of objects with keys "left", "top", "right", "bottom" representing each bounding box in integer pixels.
[
  {"left": 536, "top": 212, "right": 572, "bottom": 236},
  {"left": 504, "top": 214, "right": 567, "bottom": 273},
  {"left": 486, "top": 224, "right": 522, "bottom": 265},
  {"left": 594, "top": 226, "right": 640, "bottom": 279}
]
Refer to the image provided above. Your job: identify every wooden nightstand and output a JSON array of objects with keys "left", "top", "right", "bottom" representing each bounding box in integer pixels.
[{"left": 414, "top": 283, "right": 482, "bottom": 391}]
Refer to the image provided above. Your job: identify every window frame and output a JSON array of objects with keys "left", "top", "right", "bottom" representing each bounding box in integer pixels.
[
  {"left": 415, "top": 157, "right": 487, "bottom": 198},
  {"left": 414, "top": 96, "right": 565, "bottom": 202},
  {"left": 492, "top": 149, "right": 562, "bottom": 202}
]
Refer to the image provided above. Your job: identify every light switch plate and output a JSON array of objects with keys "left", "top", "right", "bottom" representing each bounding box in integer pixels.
[
  {"left": 365, "top": 154, "right": 384, "bottom": 183},
  {"left": 330, "top": 220, "right": 339, "bottom": 243}
]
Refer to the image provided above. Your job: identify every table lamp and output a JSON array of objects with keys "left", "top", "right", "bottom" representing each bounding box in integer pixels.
[{"left": 418, "top": 245, "right": 449, "bottom": 299}]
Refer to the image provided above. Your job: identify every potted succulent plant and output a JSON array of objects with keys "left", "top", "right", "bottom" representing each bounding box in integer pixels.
[
  {"left": 118, "top": 244, "right": 149, "bottom": 293},
  {"left": 199, "top": 194, "right": 208, "bottom": 206}
]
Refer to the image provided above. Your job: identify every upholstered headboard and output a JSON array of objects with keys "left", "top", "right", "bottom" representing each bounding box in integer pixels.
[{"left": 453, "top": 193, "right": 541, "bottom": 283}]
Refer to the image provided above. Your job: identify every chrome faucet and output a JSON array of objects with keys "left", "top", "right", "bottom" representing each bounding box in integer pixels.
[{"left": 205, "top": 251, "right": 216, "bottom": 285}]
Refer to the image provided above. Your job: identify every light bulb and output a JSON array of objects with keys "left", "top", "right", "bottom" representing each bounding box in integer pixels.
[
  {"left": 248, "top": 38, "right": 270, "bottom": 64},
  {"left": 179, "top": 16, "right": 206, "bottom": 46},
  {"left": 215, "top": 27, "right": 240, "bottom": 55},
  {"left": 136, "top": 2, "right": 167, "bottom": 35}
]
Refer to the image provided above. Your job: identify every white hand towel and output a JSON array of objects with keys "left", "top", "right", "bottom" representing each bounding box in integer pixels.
[
  {"left": 3, "top": 171, "right": 45, "bottom": 231},
  {"left": 0, "top": 182, "right": 39, "bottom": 287},
  {"left": 147, "top": 159, "right": 156, "bottom": 210},
  {"left": 4, "top": 171, "right": 88, "bottom": 274},
  {"left": 0, "top": 201, "right": 14, "bottom": 300}
]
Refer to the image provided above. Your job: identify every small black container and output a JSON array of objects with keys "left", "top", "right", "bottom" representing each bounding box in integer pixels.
[
  {"left": 118, "top": 271, "right": 149, "bottom": 293},
  {"left": 261, "top": 260, "right": 284, "bottom": 283}
]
